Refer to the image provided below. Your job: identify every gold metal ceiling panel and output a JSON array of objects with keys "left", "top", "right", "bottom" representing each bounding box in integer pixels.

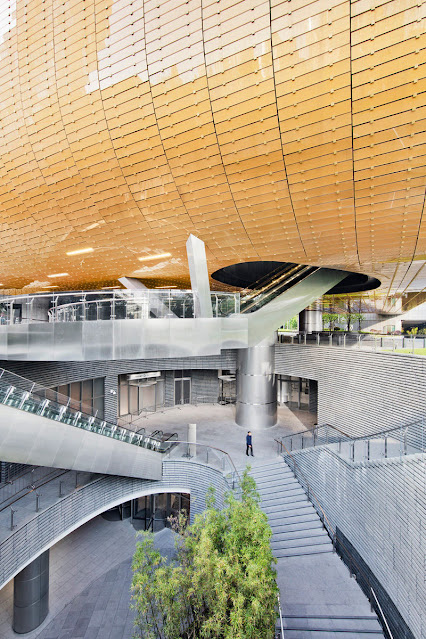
[{"left": 0, "top": 0, "right": 425, "bottom": 292}]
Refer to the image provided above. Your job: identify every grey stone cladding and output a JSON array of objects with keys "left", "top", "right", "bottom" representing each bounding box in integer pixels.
[
  {"left": 288, "top": 446, "right": 426, "bottom": 639},
  {"left": 275, "top": 345, "right": 426, "bottom": 436},
  {"left": 0, "top": 351, "right": 236, "bottom": 424}
]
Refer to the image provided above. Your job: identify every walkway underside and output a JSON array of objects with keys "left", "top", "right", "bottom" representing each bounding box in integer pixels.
[{"left": 0, "top": 403, "right": 162, "bottom": 480}]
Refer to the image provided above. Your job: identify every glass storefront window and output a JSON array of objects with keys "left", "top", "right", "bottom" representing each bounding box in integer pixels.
[
  {"left": 48, "top": 377, "right": 105, "bottom": 418},
  {"left": 132, "top": 493, "right": 190, "bottom": 531}
]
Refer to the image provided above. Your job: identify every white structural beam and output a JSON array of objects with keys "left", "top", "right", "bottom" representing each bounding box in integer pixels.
[{"left": 186, "top": 234, "right": 213, "bottom": 318}]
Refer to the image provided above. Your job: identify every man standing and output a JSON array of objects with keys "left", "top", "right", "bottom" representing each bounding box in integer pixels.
[{"left": 246, "top": 431, "right": 254, "bottom": 456}]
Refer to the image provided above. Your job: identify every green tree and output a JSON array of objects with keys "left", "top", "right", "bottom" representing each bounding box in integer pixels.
[
  {"left": 406, "top": 326, "right": 418, "bottom": 336},
  {"left": 352, "top": 312, "right": 365, "bottom": 332},
  {"left": 131, "top": 471, "right": 278, "bottom": 639},
  {"left": 322, "top": 312, "right": 339, "bottom": 331}
]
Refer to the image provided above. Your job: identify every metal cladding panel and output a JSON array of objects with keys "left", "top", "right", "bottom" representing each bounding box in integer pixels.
[
  {"left": 6, "top": 325, "right": 29, "bottom": 361},
  {"left": 0, "top": 403, "right": 162, "bottom": 480},
  {"left": 235, "top": 401, "right": 277, "bottom": 428},
  {"left": 28, "top": 323, "right": 55, "bottom": 361},
  {"left": 83, "top": 321, "right": 114, "bottom": 360},
  {"left": 142, "top": 319, "right": 174, "bottom": 359},
  {"left": 236, "top": 373, "right": 276, "bottom": 405},
  {"left": 237, "top": 342, "right": 275, "bottom": 375},
  {"left": 53, "top": 322, "right": 84, "bottom": 361},
  {"left": 220, "top": 317, "right": 249, "bottom": 349},
  {"left": 113, "top": 319, "right": 146, "bottom": 360}
]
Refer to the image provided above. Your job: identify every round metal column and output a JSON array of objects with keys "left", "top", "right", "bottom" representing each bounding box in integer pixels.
[
  {"left": 299, "top": 308, "right": 322, "bottom": 332},
  {"left": 235, "top": 339, "right": 277, "bottom": 428},
  {"left": 13, "top": 550, "right": 49, "bottom": 634}
]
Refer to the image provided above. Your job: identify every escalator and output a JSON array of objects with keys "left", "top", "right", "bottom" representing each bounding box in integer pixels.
[
  {"left": 0, "top": 367, "right": 171, "bottom": 479},
  {"left": 240, "top": 263, "right": 319, "bottom": 314}
]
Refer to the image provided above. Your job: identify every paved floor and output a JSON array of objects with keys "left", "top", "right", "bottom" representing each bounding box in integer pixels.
[{"left": 0, "top": 402, "right": 373, "bottom": 639}]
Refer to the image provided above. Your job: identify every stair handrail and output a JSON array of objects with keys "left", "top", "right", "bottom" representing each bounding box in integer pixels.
[
  {"left": 277, "top": 423, "right": 352, "bottom": 445},
  {"left": 162, "top": 441, "right": 240, "bottom": 487},
  {"left": 371, "top": 588, "right": 394, "bottom": 639},
  {"left": 277, "top": 593, "right": 285, "bottom": 639},
  {"left": 278, "top": 417, "right": 425, "bottom": 450},
  {"left": 277, "top": 439, "right": 395, "bottom": 639}
]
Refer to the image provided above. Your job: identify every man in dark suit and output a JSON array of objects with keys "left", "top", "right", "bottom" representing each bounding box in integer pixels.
[{"left": 246, "top": 431, "right": 254, "bottom": 456}]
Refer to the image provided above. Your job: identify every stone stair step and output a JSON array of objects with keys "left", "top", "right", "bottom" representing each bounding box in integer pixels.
[
  {"left": 281, "top": 615, "right": 383, "bottom": 632},
  {"left": 255, "top": 476, "right": 299, "bottom": 490},
  {"left": 266, "top": 503, "right": 316, "bottom": 521},
  {"left": 272, "top": 535, "right": 331, "bottom": 550},
  {"left": 260, "top": 483, "right": 303, "bottom": 497},
  {"left": 263, "top": 495, "right": 309, "bottom": 512},
  {"left": 280, "top": 630, "right": 384, "bottom": 638},
  {"left": 272, "top": 527, "right": 327, "bottom": 543},
  {"left": 273, "top": 544, "right": 334, "bottom": 558},
  {"left": 269, "top": 519, "right": 324, "bottom": 535}
]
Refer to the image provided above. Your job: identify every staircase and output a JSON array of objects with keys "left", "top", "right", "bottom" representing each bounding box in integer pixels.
[
  {"left": 245, "top": 459, "right": 385, "bottom": 638},
  {"left": 250, "top": 459, "right": 331, "bottom": 558}
]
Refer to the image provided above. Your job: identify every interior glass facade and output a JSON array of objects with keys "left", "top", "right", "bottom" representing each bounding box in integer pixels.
[
  {"left": 48, "top": 378, "right": 105, "bottom": 418},
  {"left": 118, "top": 374, "right": 165, "bottom": 417},
  {"left": 132, "top": 493, "right": 190, "bottom": 532}
]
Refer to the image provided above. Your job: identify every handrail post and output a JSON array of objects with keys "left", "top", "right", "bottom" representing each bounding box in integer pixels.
[
  {"left": 351, "top": 442, "right": 355, "bottom": 462},
  {"left": 317, "top": 332, "right": 320, "bottom": 346},
  {"left": 329, "top": 334, "right": 332, "bottom": 347},
  {"left": 384, "top": 436, "right": 388, "bottom": 458},
  {"left": 358, "top": 334, "right": 361, "bottom": 350},
  {"left": 10, "top": 507, "right": 16, "bottom": 530},
  {"left": 367, "top": 439, "right": 370, "bottom": 461},
  {"left": 304, "top": 332, "right": 307, "bottom": 345}
]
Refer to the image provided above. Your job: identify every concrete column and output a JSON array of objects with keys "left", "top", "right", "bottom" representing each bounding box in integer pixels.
[
  {"left": 13, "top": 550, "right": 49, "bottom": 634},
  {"left": 235, "top": 339, "right": 277, "bottom": 428},
  {"left": 299, "top": 308, "right": 322, "bottom": 332}
]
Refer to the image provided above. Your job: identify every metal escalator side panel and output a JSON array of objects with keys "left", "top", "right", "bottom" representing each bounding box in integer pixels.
[{"left": 246, "top": 268, "right": 347, "bottom": 346}]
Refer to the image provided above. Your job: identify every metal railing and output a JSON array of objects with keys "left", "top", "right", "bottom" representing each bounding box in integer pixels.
[
  {"left": 0, "top": 454, "right": 239, "bottom": 590},
  {"left": 276, "top": 440, "right": 394, "bottom": 639},
  {"left": 0, "top": 290, "right": 240, "bottom": 324},
  {"left": 276, "top": 420, "right": 426, "bottom": 463},
  {"left": 277, "top": 331, "right": 426, "bottom": 354},
  {"left": 163, "top": 441, "right": 240, "bottom": 489},
  {"left": 0, "top": 368, "right": 175, "bottom": 454},
  {"left": 0, "top": 467, "right": 67, "bottom": 511}
]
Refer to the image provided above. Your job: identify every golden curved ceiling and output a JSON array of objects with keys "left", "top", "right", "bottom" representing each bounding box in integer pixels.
[{"left": 0, "top": 0, "right": 425, "bottom": 295}]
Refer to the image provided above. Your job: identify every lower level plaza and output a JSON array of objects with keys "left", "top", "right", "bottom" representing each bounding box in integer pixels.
[{"left": 0, "top": 403, "right": 381, "bottom": 639}]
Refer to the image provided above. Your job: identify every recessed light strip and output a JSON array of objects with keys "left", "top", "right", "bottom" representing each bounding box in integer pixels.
[
  {"left": 66, "top": 248, "right": 94, "bottom": 256},
  {"left": 155, "top": 285, "right": 177, "bottom": 289},
  {"left": 47, "top": 273, "right": 69, "bottom": 278},
  {"left": 138, "top": 252, "right": 171, "bottom": 262}
]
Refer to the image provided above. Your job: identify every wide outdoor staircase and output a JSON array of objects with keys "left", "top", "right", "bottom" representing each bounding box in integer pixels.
[
  {"left": 250, "top": 459, "right": 331, "bottom": 558},
  {"left": 246, "top": 459, "right": 385, "bottom": 638}
]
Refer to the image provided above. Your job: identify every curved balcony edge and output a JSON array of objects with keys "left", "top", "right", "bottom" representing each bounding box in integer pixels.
[{"left": 0, "top": 460, "right": 232, "bottom": 591}]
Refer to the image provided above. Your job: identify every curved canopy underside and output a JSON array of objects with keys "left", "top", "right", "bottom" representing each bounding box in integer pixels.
[{"left": 0, "top": 0, "right": 425, "bottom": 298}]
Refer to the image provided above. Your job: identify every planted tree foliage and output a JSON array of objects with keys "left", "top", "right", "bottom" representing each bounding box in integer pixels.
[{"left": 131, "top": 470, "right": 278, "bottom": 639}]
